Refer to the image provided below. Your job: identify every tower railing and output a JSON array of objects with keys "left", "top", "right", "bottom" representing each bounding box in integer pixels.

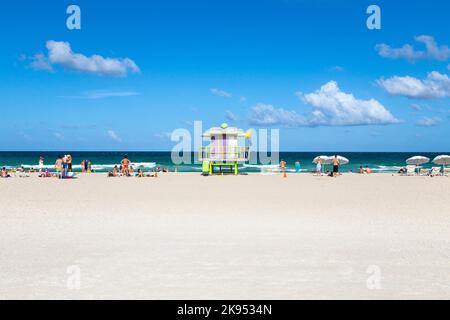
[{"left": 199, "top": 146, "right": 249, "bottom": 162}]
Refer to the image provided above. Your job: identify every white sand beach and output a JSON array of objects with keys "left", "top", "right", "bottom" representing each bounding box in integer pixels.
[{"left": 1, "top": 173, "right": 449, "bottom": 299}]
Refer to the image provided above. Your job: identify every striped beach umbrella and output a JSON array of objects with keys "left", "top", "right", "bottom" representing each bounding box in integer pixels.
[{"left": 406, "top": 156, "right": 430, "bottom": 165}]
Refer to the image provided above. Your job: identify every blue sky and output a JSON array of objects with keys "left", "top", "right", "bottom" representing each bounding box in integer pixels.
[{"left": 0, "top": 0, "right": 449, "bottom": 151}]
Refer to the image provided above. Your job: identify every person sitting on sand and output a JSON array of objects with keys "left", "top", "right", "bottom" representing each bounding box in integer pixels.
[
  {"left": 365, "top": 165, "right": 372, "bottom": 174},
  {"left": 1, "top": 167, "right": 11, "bottom": 178},
  {"left": 137, "top": 168, "right": 144, "bottom": 177},
  {"left": 129, "top": 166, "right": 134, "bottom": 176},
  {"left": 359, "top": 165, "right": 364, "bottom": 174}
]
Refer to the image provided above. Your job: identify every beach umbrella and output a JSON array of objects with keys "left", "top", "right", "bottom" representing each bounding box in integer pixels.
[
  {"left": 312, "top": 155, "right": 329, "bottom": 164},
  {"left": 432, "top": 155, "right": 450, "bottom": 166},
  {"left": 406, "top": 156, "right": 430, "bottom": 166}
]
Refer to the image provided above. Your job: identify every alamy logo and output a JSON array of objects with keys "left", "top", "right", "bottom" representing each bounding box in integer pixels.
[
  {"left": 66, "top": 5, "right": 81, "bottom": 30},
  {"left": 367, "top": 5, "right": 381, "bottom": 30}
]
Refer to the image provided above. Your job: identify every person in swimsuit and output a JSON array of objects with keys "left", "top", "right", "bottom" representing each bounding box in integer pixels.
[
  {"left": 1, "top": 167, "right": 11, "bottom": 178},
  {"left": 55, "top": 155, "right": 63, "bottom": 175},
  {"left": 315, "top": 159, "right": 322, "bottom": 176},
  {"left": 38, "top": 156, "right": 44, "bottom": 176},
  {"left": 280, "top": 159, "right": 286, "bottom": 173},
  {"left": 61, "top": 155, "right": 68, "bottom": 177},
  {"left": 295, "top": 161, "right": 301, "bottom": 173},
  {"left": 332, "top": 155, "right": 340, "bottom": 177},
  {"left": 67, "top": 155, "right": 73, "bottom": 172},
  {"left": 121, "top": 155, "right": 131, "bottom": 176}
]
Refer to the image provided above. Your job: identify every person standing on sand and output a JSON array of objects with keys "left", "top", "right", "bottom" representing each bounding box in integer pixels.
[
  {"left": 55, "top": 155, "right": 63, "bottom": 176},
  {"left": 295, "top": 161, "right": 301, "bottom": 173},
  {"left": 315, "top": 159, "right": 322, "bottom": 176},
  {"left": 38, "top": 156, "right": 44, "bottom": 176},
  {"left": 121, "top": 155, "right": 131, "bottom": 176},
  {"left": 67, "top": 155, "right": 73, "bottom": 172},
  {"left": 280, "top": 159, "right": 286, "bottom": 173},
  {"left": 332, "top": 155, "right": 340, "bottom": 177}
]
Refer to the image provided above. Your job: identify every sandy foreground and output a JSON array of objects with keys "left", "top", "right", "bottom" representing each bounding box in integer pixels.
[{"left": 0, "top": 172, "right": 449, "bottom": 299}]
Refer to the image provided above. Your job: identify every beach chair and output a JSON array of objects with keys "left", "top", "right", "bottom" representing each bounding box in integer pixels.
[
  {"left": 430, "top": 167, "right": 442, "bottom": 177},
  {"left": 443, "top": 168, "right": 450, "bottom": 176},
  {"left": 419, "top": 168, "right": 430, "bottom": 176},
  {"left": 406, "top": 165, "right": 416, "bottom": 176}
]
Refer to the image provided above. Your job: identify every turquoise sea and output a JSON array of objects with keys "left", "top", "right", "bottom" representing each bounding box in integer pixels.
[{"left": 0, "top": 151, "right": 448, "bottom": 173}]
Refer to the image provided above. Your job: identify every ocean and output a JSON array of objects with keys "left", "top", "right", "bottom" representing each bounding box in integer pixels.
[{"left": 1, "top": 151, "right": 448, "bottom": 173}]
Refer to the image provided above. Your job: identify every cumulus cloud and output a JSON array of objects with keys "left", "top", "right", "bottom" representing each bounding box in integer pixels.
[
  {"left": 107, "top": 130, "right": 122, "bottom": 142},
  {"left": 29, "top": 53, "right": 53, "bottom": 72},
  {"left": 248, "top": 81, "right": 398, "bottom": 127},
  {"left": 248, "top": 103, "right": 307, "bottom": 126},
  {"left": 211, "top": 88, "right": 231, "bottom": 98},
  {"left": 225, "top": 110, "right": 239, "bottom": 122},
  {"left": 377, "top": 71, "right": 450, "bottom": 99},
  {"left": 301, "top": 81, "right": 399, "bottom": 126},
  {"left": 416, "top": 116, "right": 441, "bottom": 127},
  {"left": 376, "top": 35, "right": 450, "bottom": 62},
  {"left": 30, "top": 41, "right": 140, "bottom": 76}
]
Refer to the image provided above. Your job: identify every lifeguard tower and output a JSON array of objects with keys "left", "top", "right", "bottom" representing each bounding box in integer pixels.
[{"left": 199, "top": 123, "right": 251, "bottom": 175}]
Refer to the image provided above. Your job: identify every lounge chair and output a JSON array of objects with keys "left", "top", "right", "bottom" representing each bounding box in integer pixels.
[
  {"left": 419, "top": 168, "right": 430, "bottom": 176},
  {"left": 430, "top": 167, "right": 442, "bottom": 177},
  {"left": 406, "top": 165, "right": 416, "bottom": 176},
  {"left": 443, "top": 168, "right": 450, "bottom": 176}
]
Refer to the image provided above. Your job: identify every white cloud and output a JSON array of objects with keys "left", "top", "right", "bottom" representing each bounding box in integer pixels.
[
  {"left": 225, "top": 110, "right": 239, "bottom": 122},
  {"left": 328, "top": 66, "right": 345, "bottom": 72},
  {"left": 376, "top": 35, "right": 450, "bottom": 62},
  {"left": 53, "top": 132, "right": 64, "bottom": 140},
  {"left": 107, "top": 130, "right": 122, "bottom": 142},
  {"left": 32, "top": 41, "right": 140, "bottom": 76},
  {"left": 248, "top": 103, "right": 307, "bottom": 126},
  {"left": 248, "top": 81, "right": 398, "bottom": 127},
  {"left": 29, "top": 53, "right": 53, "bottom": 72},
  {"left": 67, "top": 90, "right": 139, "bottom": 99},
  {"left": 416, "top": 117, "right": 441, "bottom": 127},
  {"left": 211, "top": 88, "right": 231, "bottom": 98},
  {"left": 301, "top": 81, "right": 399, "bottom": 126},
  {"left": 155, "top": 132, "right": 172, "bottom": 140},
  {"left": 377, "top": 71, "right": 450, "bottom": 99}
]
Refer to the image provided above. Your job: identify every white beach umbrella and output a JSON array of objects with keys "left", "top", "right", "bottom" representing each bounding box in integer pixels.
[
  {"left": 312, "top": 155, "right": 329, "bottom": 164},
  {"left": 433, "top": 155, "right": 450, "bottom": 166},
  {"left": 406, "top": 156, "right": 430, "bottom": 166}
]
